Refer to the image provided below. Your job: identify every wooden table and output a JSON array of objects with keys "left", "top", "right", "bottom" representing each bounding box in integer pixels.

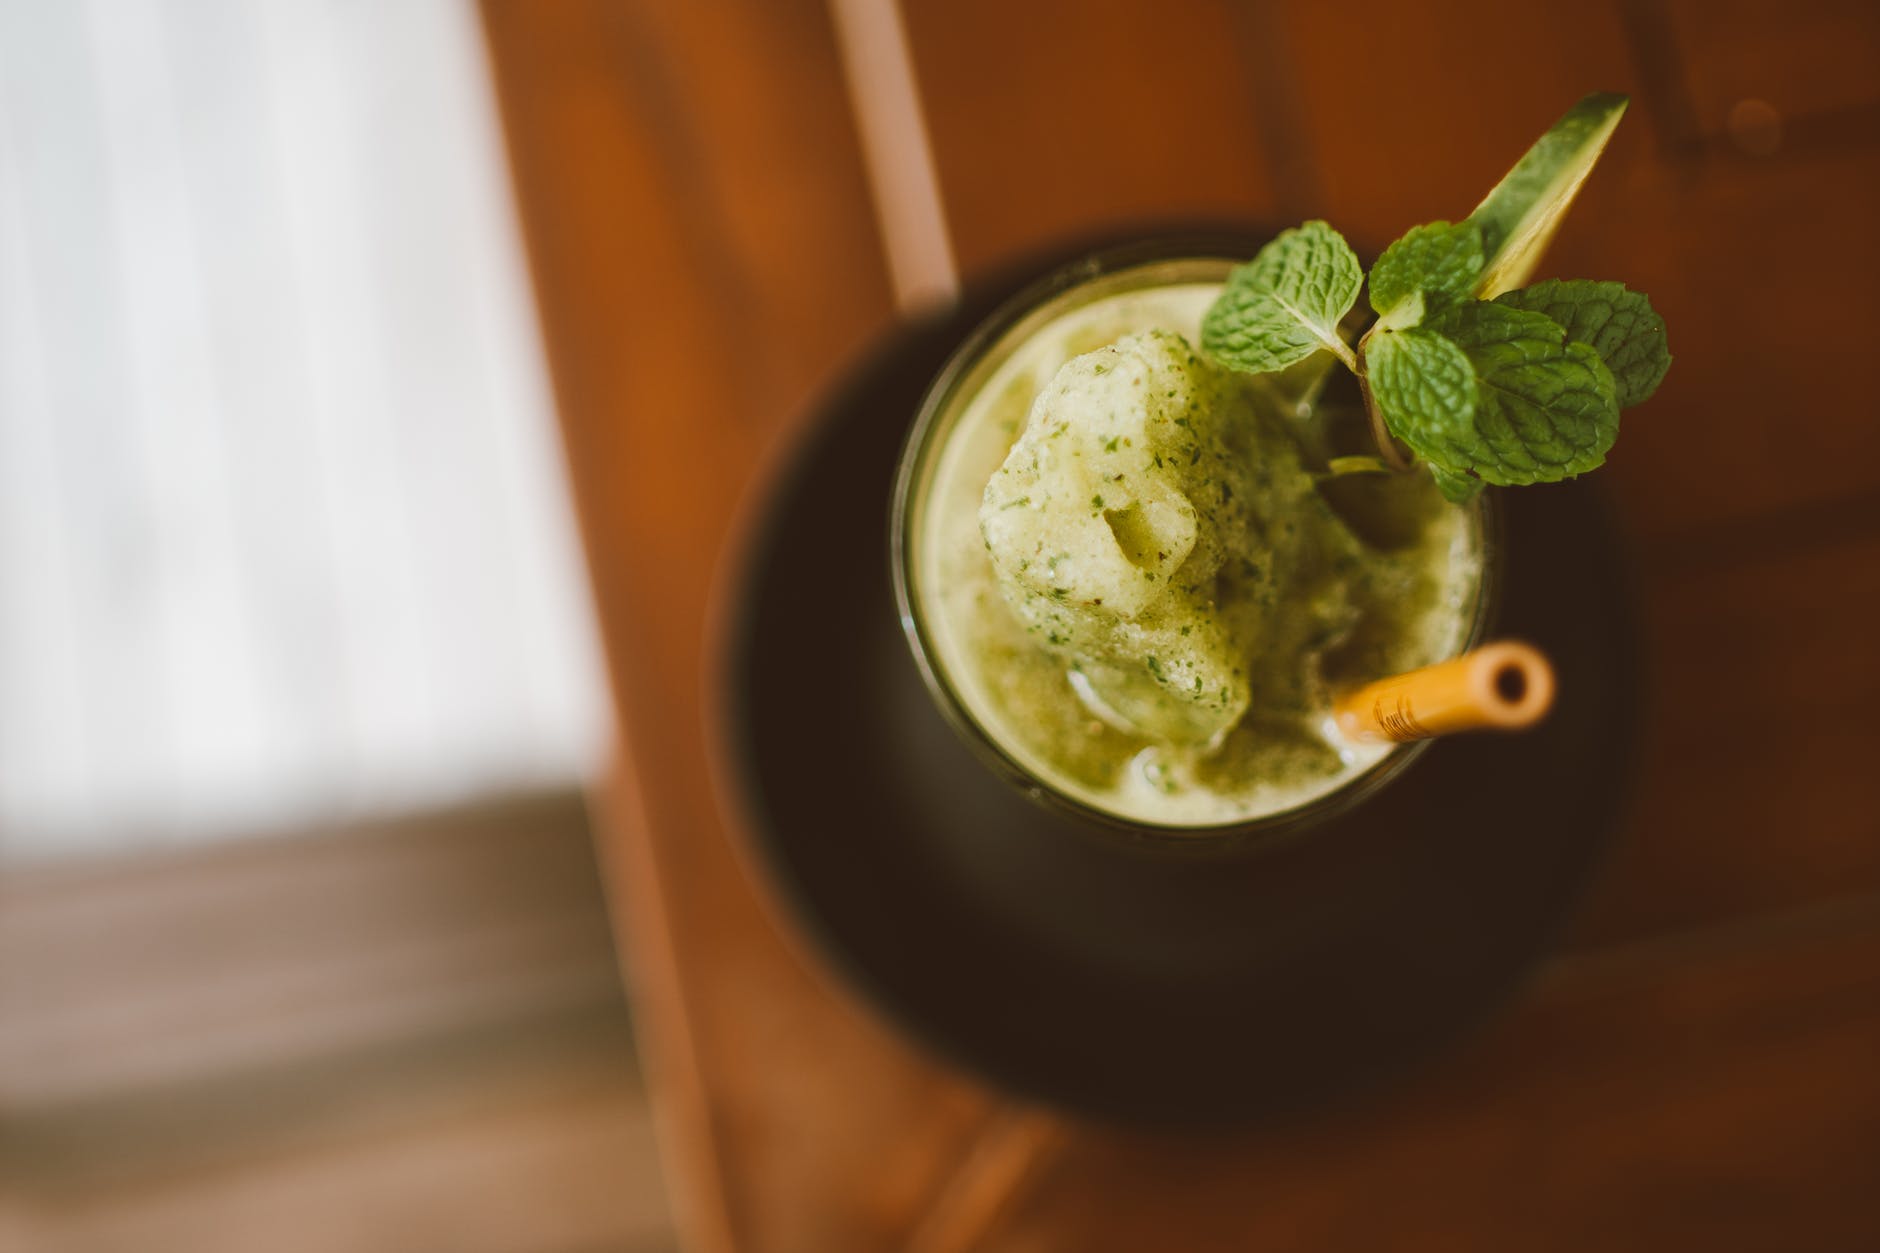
[{"left": 480, "top": 2, "right": 1880, "bottom": 1248}]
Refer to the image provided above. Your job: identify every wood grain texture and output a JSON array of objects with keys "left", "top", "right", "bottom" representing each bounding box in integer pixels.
[
  {"left": 1576, "top": 525, "right": 1880, "bottom": 945},
  {"left": 481, "top": 0, "right": 1880, "bottom": 1246},
  {"left": 7, "top": 1074, "right": 673, "bottom": 1253},
  {"left": 900, "top": 0, "right": 1282, "bottom": 272},
  {"left": 985, "top": 901, "right": 1880, "bottom": 1253},
  {"left": 1664, "top": 0, "right": 1880, "bottom": 137},
  {"left": 0, "top": 792, "right": 616, "bottom": 1109},
  {"left": 480, "top": 3, "right": 997, "bottom": 1249}
]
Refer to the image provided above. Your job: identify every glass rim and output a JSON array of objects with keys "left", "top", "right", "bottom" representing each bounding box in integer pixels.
[{"left": 889, "top": 238, "right": 1501, "bottom": 847}]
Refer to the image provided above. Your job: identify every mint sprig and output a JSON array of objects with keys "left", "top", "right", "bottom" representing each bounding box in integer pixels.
[{"left": 1199, "top": 93, "right": 1669, "bottom": 498}]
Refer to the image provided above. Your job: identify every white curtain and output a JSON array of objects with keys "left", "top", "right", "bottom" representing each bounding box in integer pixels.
[{"left": 0, "top": 0, "right": 608, "bottom": 859}]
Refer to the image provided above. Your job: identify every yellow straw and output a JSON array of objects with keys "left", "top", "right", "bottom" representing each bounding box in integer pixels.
[{"left": 1333, "top": 640, "right": 1556, "bottom": 744}]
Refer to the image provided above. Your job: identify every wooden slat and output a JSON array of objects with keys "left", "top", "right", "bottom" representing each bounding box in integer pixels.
[
  {"left": 1664, "top": 0, "right": 1880, "bottom": 138},
  {"left": 0, "top": 791, "right": 615, "bottom": 1109},
  {"left": 8, "top": 1078, "right": 672, "bottom": 1253},
  {"left": 479, "top": 2, "right": 1000, "bottom": 1248},
  {"left": 1558, "top": 144, "right": 1880, "bottom": 538},
  {"left": 1573, "top": 525, "right": 1880, "bottom": 944},
  {"left": 986, "top": 902, "right": 1880, "bottom": 1252},
  {"left": 900, "top": 0, "right": 1283, "bottom": 275},
  {"left": 1279, "top": 0, "right": 1647, "bottom": 240}
]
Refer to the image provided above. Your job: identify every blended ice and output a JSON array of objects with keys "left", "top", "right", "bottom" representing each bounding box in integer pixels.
[{"left": 980, "top": 329, "right": 1365, "bottom": 752}]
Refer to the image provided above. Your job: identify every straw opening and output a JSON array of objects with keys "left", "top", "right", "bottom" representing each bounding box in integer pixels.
[
  {"left": 1468, "top": 642, "right": 1554, "bottom": 725},
  {"left": 1494, "top": 662, "right": 1527, "bottom": 704}
]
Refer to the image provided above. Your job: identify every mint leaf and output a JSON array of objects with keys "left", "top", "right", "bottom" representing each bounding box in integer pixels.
[
  {"left": 1494, "top": 278, "right": 1670, "bottom": 406},
  {"left": 1202, "top": 221, "right": 1362, "bottom": 374},
  {"left": 1367, "top": 327, "right": 1478, "bottom": 468},
  {"left": 1424, "top": 301, "right": 1620, "bottom": 484},
  {"left": 1430, "top": 466, "right": 1482, "bottom": 503},
  {"left": 1368, "top": 221, "right": 1485, "bottom": 322}
]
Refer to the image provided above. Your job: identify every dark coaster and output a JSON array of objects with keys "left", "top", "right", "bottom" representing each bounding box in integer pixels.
[{"left": 723, "top": 234, "right": 1640, "bottom": 1126}]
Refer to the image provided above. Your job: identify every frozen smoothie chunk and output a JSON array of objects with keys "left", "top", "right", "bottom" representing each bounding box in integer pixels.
[{"left": 979, "top": 331, "right": 1274, "bottom": 745}]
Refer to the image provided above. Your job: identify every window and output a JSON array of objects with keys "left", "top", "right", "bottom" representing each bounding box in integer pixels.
[{"left": 0, "top": 0, "right": 606, "bottom": 860}]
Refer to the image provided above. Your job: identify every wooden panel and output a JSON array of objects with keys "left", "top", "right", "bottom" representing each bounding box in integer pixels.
[
  {"left": 1279, "top": 0, "right": 1647, "bottom": 243},
  {"left": 480, "top": 3, "right": 998, "bottom": 1248},
  {"left": 481, "top": 0, "right": 891, "bottom": 660},
  {"left": 1574, "top": 526, "right": 1880, "bottom": 944},
  {"left": 987, "top": 904, "right": 1880, "bottom": 1252},
  {"left": 8, "top": 1077, "right": 672, "bottom": 1253},
  {"left": 1666, "top": 0, "right": 1880, "bottom": 138},
  {"left": 0, "top": 791, "right": 615, "bottom": 1108},
  {"left": 1556, "top": 146, "right": 1880, "bottom": 538},
  {"left": 901, "top": 0, "right": 1283, "bottom": 274}
]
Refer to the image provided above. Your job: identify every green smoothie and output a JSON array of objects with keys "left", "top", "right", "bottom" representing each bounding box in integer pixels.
[{"left": 905, "top": 260, "right": 1484, "bottom": 828}]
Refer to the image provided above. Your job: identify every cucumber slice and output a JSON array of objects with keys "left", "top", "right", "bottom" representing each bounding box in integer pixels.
[{"left": 1467, "top": 92, "right": 1629, "bottom": 298}]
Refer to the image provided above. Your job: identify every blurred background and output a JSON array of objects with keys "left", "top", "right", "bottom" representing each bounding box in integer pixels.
[
  {"left": 5, "top": 1, "right": 1880, "bottom": 1251},
  {"left": 1, "top": 1, "right": 669, "bottom": 1249}
]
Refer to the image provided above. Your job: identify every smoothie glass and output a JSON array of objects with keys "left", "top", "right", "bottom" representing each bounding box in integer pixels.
[{"left": 891, "top": 239, "right": 1496, "bottom": 839}]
